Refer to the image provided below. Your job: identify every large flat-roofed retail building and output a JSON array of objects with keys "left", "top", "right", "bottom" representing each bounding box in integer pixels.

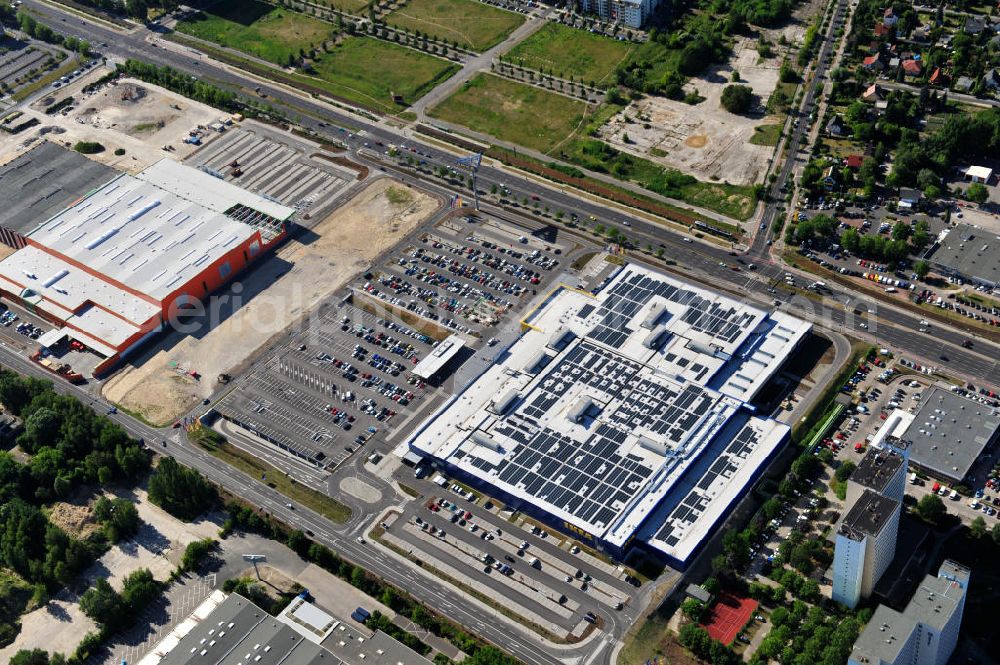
[
  {"left": 0, "top": 141, "right": 118, "bottom": 250},
  {"left": 140, "top": 591, "right": 432, "bottom": 665},
  {"left": 0, "top": 158, "right": 293, "bottom": 373},
  {"left": 879, "top": 386, "right": 1000, "bottom": 484},
  {"left": 927, "top": 224, "right": 1000, "bottom": 288},
  {"left": 407, "top": 263, "right": 811, "bottom": 568}
]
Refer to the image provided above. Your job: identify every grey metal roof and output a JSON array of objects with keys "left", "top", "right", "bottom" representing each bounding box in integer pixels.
[
  {"left": 839, "top": 489, "right": 899, "bottom": 540},
  {"left": 929, "top": 224, "right": 1000, "bottom": 286},
  {"left": 154, "top": 594, "right": 434, "bottom": 665},
  {"left": 28, "top": 170, "right": 257, "bottom": 303},
  {"left": 902, "top": 386, "right": 1000, "bottom": 482},
  {"left": 158, "top": 595, "right": 332, "bottom": 665},
  {"left": 850, "top": 560, "right": 969, "bottom": 664},
  {"left": 0, "top": 141, "right": 117, "bottom": 237}
]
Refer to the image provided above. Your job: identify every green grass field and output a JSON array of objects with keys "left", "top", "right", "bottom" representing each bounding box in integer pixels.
[
  {"left": 308, "top": 37, "right": 458, "bottom": 110},
  {"left": 327, "top": 0, "right": 372, "bottom": 12},
  {"left": 428, "top": 73, "right": 590, "bottom": 153},
  {"left": 175, "top": 2, "right": 457, "bottom": 114},
  {"left": 176, "top": 0, "right": 333, "bottom": 65},
  {"left": 749, "top": 122, "right": 783, "bottom": 146},
  {"left": 506, "top": 22, "right": 636, "bottom": 84},
  {"left": 386, "top": 0, "right": 525, "bottom": 51}
]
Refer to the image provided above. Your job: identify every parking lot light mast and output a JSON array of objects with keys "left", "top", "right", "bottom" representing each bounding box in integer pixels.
[{"left": 458, "top": 153, "right": 482, "bottom": 210}]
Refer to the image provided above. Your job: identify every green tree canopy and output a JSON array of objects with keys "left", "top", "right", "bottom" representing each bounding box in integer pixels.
[{"left": 720, "top": 84, "right": 754, "bottom": 114}]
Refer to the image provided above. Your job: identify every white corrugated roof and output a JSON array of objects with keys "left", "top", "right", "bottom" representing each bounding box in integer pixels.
[
  {"left": 28, "top": 170, "right": 256, "bottom": 302},
  {"left": 136, "top": 159, "right": 295, "bottom": 221},
  {"left": 0, "top": 245, "right": 157, "bottom": 348}
]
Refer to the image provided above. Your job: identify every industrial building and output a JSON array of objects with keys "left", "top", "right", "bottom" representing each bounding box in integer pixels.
[
  {"left": 407, "top": 263, "right": 811, "bottom": 568},
  {"left": 848, "top": 560, "right": 970, "bottom": 665},
  {"left": 0, "top": 157, "right": 294, "bottom": 376},
  {"left": 0, "top": 141, "right": 117, "bottom": 250},
  {"left": 139, "top": 591, "right": 432, "bottom": 665},
  {"left": 833, "top": 445, "right": 907, "bottom": 609},
  {"left": 578, "top": 0, "right": 658, "bottom": 27},
  {"left": 872, "top": 387, "right": 1000, "bottom": 484},
  {"left": 927, "top": 224, "right": 1000, "bottom": 288}
]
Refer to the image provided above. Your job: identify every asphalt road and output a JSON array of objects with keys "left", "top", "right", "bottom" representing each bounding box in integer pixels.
[
  {"left": 20, "top": 0, "right": 1000, "bottom": 386},
  {"left": 750, "top": 0, "right": 849, "bottom": 256},
  {"left": 6, "top": 2, "right": 1000, "bottom": 661}
]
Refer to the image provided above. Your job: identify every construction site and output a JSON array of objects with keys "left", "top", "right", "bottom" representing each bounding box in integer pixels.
[{"left": 595, "top": 35, "right": 783, "bottom": 187}]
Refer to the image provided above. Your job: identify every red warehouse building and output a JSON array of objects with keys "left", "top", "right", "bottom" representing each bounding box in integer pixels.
[{"left": 0, "top": 159, "right": 293, "bottom": 376}]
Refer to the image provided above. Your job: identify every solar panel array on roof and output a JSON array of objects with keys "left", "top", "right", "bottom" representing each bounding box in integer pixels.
[
  {"left": 587, "top": 271, "right": 756, "bottom": 348},
  {"left": 471, "top": 422, "right": 654, "bottom": 529},
  {"left": 608, "top": 381, "right": 712, "bottom": 443},
  {"left": 458, "top": 337, "right": 724, "bottom": 530},
  {"left": 654, "top": 423, "right": 762, "bottom": 545}
]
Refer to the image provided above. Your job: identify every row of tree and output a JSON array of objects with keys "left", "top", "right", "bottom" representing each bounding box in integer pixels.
[
  {"left": 15, "top": 13, "right": 90, "bottom": 56},
  {"left": 79, "top": 568, "right": 161, "bottom": 633},
  {"left": 0, "top": 370, "right": 151, "bottom": 592}
]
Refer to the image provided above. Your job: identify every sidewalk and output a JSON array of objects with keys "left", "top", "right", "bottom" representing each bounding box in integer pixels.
[{"left": 409, "top": 14, "right": 549, "bottom": 117}]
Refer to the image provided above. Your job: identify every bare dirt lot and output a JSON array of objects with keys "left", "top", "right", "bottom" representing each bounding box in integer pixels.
[
  {"left": 3, "top": 72, "right": 225, "bottom": 171},
  {"left": 48, "top": 499, "right": 102, "bottom": 540},
  {"left": 102, "top": 178, "right": 439, "bottom": 425},
  {"left": 762, "top": 0, "right": 826, "bottom": 46},
  {"left": 596, "top": 36, "right": 781, "bottom": 186}
]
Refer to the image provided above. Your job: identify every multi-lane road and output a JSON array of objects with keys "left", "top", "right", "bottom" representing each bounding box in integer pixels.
[
  {"left": 5, "top": 2, "right": 1000, "bottom": 663},
  {"left": 19, "top": 0, "right": 1000, "bottom": 387}
]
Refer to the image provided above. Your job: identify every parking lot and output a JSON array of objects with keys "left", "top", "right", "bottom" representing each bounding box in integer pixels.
[
  {"left": 187, "top": 125, "right": 356, "bottom": 220},
  {"left": 216, "top": 300, "right": 438, "bottom": 468},
  {"left": 0, "top": 38, "right": 72, "bottom": 108},
  {"left": 356, "top": 216, "right": 565, "bottom": 337},
  {"left": 379, "top": 477, "right": 637, "bottom": 638}
]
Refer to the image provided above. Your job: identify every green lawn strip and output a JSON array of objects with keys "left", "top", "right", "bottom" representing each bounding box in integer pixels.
[
  {"left": 619, "top": 605, "right": 672, "bottom": 665},
  {"left": 505, "top": 22, "right": 636, "bottom": 84},
  {"left": 749, "top": 122, "right": 783, "bottom": 146},
  {"left": 319, "top": 0, "right": 371, "bottom": 13},
  {"left": 175, "top": 0, "right": 333, "bottom": 66},
  {"left": 385, "top": 0, "right": 524, "bottom": 51},
  {"left": 791, "top": 342, "right": 871, "bottom": 444},
  {"left": 167, "top": 32, "right": 456, "bottom": 113},
  {"left": 558, "top": 136, "right": 756, "bottom": 221},
  {"left": 428, "top": 73, "right": 589, "bottom": 154},
  {"left": 765, "top": 80, "right": 797, "bottom": 114},
  {"left": 12, "top": 56, "right": 77, "bottom": 103},
  {"left": 482, "top": 143, "right": 738, "bottom": 232},
  {"left": 308, "top": 38, "right": 459, "bottom": 108},
  {"left": 190, "top": 427, "right": 351, "bottom": 523},
  {"left": 428, "top": 74, "right": 754, "bottom": 221}
]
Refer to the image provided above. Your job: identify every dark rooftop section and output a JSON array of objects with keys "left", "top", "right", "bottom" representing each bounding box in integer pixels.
[
  {"left": 840, "top": 489, "right": 899, "bottom": 539},
  {"left": 158, "top": 595, "right": 330, "bottom": 665},
  {"left": 0, "top": 141, "right": 117, "bottom": 236},
  {"left": 929, "top": 223, "right": 1000, "bottom": 285},
  {"left": 852, "top": 447, "right": 906, "bottom": 493},
  {"left": 902, "top": 386, "right": 1000, "bottom": 482}
]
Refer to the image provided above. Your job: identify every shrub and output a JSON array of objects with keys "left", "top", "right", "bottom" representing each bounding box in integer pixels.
[
  {"left": 720, "top": 85, "right": 754, "bottom": 114},
  {"left": 73, "top": 141, "right": 104, "bottom": 154}
]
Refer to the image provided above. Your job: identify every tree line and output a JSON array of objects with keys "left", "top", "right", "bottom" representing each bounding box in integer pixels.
[
  {"left": 15, "top": 13, "right": 91, "bottom": 56},
  {"left": 0, "top": 371, "right": 148, "bottom": 589}
]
